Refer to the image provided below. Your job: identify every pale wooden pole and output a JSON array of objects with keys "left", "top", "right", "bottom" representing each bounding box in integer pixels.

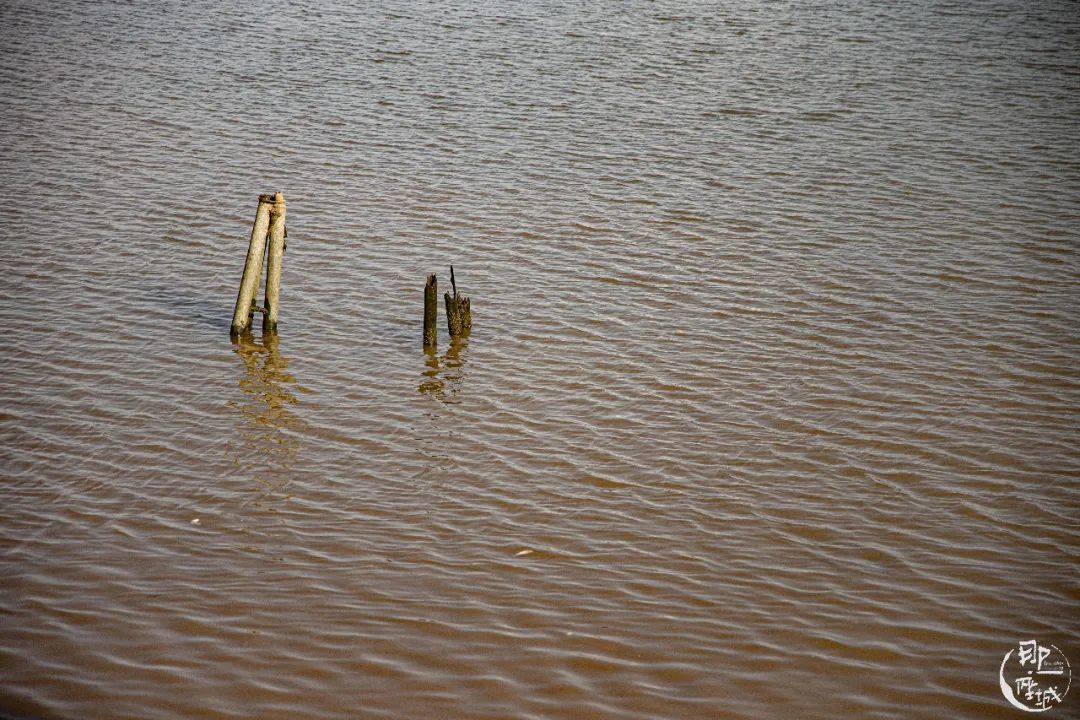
[
  {"left": 231, "top": 194, "right": 274, "bottom": 336},
  {"left": 423, "top": 273, "right": 438, "bottom": 348},
  {"left": 263, "top": 191, "right": 287, "bottom": 333}
]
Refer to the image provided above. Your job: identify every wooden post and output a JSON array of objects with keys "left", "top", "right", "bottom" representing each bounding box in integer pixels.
[
  {"left": 445, "top": 295, "right": 471, "bottom": 337},
  {"left": 231, "top": 194, "right": 275, "bottom": 336},
  {"left": 444, "top": 265, "right": 471, "bottom": 338},
  {"left": 423, "top": 273, "right": 438, "bottom": 348},
  {"left": 263, "top": 192, "right": 287, "bottom": 333}
]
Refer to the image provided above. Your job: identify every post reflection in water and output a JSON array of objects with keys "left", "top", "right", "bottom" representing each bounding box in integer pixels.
[
  {"left": 418, "top": 337, "right": 469, "bottom": 402},
  {"left": 226, "top": 331, "right": 309, "bottom": 505}
]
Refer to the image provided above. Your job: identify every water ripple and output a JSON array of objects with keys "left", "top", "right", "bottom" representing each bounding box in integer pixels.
[{"left": 2, "top": 0, "right": 1079, "bottom": 719}]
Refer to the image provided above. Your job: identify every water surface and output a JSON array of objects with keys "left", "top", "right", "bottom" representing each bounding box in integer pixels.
[{"left": 1, "top": 1, "right": 1078, "bottom": 718}]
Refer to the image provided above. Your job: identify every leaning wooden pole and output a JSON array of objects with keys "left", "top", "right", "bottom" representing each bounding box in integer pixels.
[
  {"left": 262, "top": 192, "right": 287, "bottom": 333},
  {"left": 231, "top": 194, "right": 275, "bottom": 336},
  {"left": 423, "top": 273, "right": 438, "bottom": 348}
]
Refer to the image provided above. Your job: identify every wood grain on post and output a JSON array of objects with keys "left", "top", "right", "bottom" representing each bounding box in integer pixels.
[
  {"left": 263, "top": 191, "right": 287, "bottom": 333},
  {"left": 231, "top": 194, "right": 275, "bottom": 336},
  {"left": 423, "top": 273, "right": 438, "bottom": 348}
]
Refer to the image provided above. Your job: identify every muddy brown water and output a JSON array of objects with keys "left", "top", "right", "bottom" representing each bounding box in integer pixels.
[{"left": 1, "top": 1, "right": 1078, "bottom": 718}]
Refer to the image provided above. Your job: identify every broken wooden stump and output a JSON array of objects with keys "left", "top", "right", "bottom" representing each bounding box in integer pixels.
[
  {"left": 444, "top": 265, "right": 471, "bottom": 338},
  {"left": 445, "top": 294, "right": 471, "bottom": 337}
]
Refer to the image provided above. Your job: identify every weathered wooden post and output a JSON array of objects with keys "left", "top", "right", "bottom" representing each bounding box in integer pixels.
[
  {"left": 423, "top": 273, "right": 438, "bottom": 348},
  {"left": 444, "top": 265, "right": 471, "bottom": 338},
  {"left": 263, "top": 192, "right": 287, "bottom": 333},
  {"left": 231, "top": 193, "right": 275, "bottom": 336}
]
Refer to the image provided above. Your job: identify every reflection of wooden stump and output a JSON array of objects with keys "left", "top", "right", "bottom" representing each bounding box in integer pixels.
[
  {"left": 444, "top": 265, "right": 471, "bottom": 338},
  {"left": 423, "top": 273, "right": 438, "bottom": 348}
]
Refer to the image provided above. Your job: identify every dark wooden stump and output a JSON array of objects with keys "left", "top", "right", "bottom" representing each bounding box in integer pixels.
[
  {"left": 423, "top": 273, "right": 438, "bottom": 348},
  {"left": 444, "top": 265, "right": 471, "bottom": 338}
]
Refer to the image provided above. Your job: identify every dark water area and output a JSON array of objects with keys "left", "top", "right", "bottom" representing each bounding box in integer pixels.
[{"left": 1, "top": 1, "right": 1078, "bottom": 718}]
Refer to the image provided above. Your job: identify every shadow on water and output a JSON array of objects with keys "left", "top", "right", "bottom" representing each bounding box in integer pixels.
[
  {"left": 136, "top": 282, "right": 232, "bottom": 335},
  {"left": 419, "top": 336, "right": 470, "bottom": 403},
  {"left": 225, "top": 331, "right": 310, "bottom": 506},
  {"left": 172, "top": 293, "right": 232, "bottom": 334}
]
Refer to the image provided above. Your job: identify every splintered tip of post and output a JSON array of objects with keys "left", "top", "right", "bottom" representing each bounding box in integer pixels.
[
  {"left": 450, "top": 265, "right": 457, "bottom": 298},
  {"left": 426, "top": 273, "right": 437, "bottom": 286},
  {"left": 258, "top": 193, "right": 276, "bottom": 203}
]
